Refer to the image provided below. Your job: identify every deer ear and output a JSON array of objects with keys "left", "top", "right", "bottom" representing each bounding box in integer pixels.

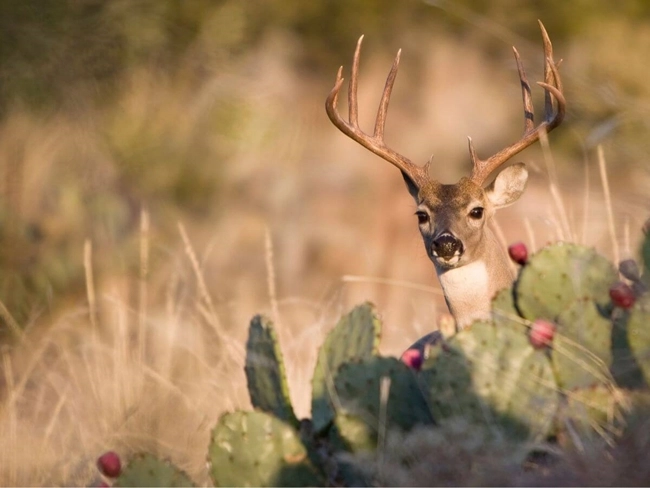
[
  {"left": 402, "top": 171, "right": 420, "bottom": 201},
  {"left": 485, "top": 163, "right": 528, "bottom": 209}
]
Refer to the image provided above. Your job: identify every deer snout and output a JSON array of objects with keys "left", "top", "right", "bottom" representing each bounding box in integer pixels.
[{"left": 432, "top": 233, "right": 463, "bottom": 261}]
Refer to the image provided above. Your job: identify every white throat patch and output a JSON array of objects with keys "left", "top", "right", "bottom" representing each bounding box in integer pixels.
[{"left": 437, "top": 260, "right": 492, "bottom": 328}]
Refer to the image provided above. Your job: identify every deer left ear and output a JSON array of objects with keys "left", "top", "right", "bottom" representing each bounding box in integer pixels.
[
  {"left": 485, "top": 163, "right": 528, "bottom": 209},
  {"left": 401, "top": 171, "right": 421, "bottom": 201}
]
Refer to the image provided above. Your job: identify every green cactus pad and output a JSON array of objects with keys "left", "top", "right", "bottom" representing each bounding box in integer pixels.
[
  {"left": 245, "top": 315, "right": 298, "bottom": 426},
  {"left": 558, "top": 385, "right": 624, "bottom": 445},
  {"left": 421, "top": 320, "right": 558, "bottom": 442},
  {"left": 551, "top": 299, "right": 613, "bottom": 390},
  {"left": 515, "top": 243, "right": 617, "bottom": 322},
  {"left": 642, "top": 231, "right": 650, "bottom": 286},
  {"left": 114, "top": 453, "right": 195, "bottom": 487},
  {"left": 627, "top": 296, "right": 650, "bottom": 384},
  {"left": 333, "top": 356, "right": 434, "bottom": 440},
  {"left": 491, "top": 287, "right": 520, "bottom": 327},
  {"left": 208, "top": 410, "right": 324, "bottom": 487},
  {"left": 331, "top": 412, "right": 377, "bottom": 453},
  {"left": 610, "top": 309, "right": 647, "bottom": 389},
  {"left": 311, "top": 302, "right": 381, "bottom": 432},
  {"left": 327, "top": 413, "right": 376, "bottom": 487}
]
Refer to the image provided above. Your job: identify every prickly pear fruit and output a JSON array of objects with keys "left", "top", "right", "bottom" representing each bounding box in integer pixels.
[
  {"left": 529, "top": 319, "right": 556, "bottom": 349},
  {"left": 97, "top": 451, "right": 121, "bottom": 478},
  {"left": 401, "top": 348, "right": 424, "bottom": 371},
  {"left": 508, "top": 241, "right": 528, "bottom": 265},
  {"left": 610, "top": 281, "right": 636, "bottom": 309}
]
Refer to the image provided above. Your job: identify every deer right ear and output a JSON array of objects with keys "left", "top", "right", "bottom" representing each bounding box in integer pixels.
[
  {"left": 485, "top": 163, "right": 528, "bottom": 209},
  {"left": 402, "top": 172, "right": 420, "bottom": 201}
]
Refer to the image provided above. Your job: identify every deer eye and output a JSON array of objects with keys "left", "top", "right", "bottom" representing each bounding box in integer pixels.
[
  {"left": 469, "top": 207, "right": 484, "bottom": 220},
  {"left": 415, "top": 211, "right": 429, "bottom": 225}
]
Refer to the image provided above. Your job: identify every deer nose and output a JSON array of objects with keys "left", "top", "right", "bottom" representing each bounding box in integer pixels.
[{"left": 432, "top": 233, "right": 463, "bottom": 259}]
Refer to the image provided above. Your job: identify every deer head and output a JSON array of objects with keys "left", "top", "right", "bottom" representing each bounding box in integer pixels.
[{"left": 325, "top": 21, "right": 565, "bottom": 328}]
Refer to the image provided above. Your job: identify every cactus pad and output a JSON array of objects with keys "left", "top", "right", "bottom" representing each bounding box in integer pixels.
[
  {"left": 331, "top": 412, "right": 378, "bottom": 453},
  {"left": 642, "top": 231, "right": 650, "bottom": 286},
  {"left": 515, "top": 243, "right": 617, "bottom": 322},
  {"left": 311, "top": 302, "right": 381, "bottom": 432},
  {"left": 610, "top": 309, "right": 647, "bottom": 389},
  {"left": 491, "top": 287, "right": 520, "bottom": 327},
  {"left": 551, "top": 299, "right": 613, "bottom": 390},
  {"left": 114, "top": 453, "right": 195, "bottom": 487},
  {"left": 332, "top": 356, "right": 434, "bottom": 440},
  {"left": 421, "top": 320, "right": 558, "bottom": 442},
  {"left": 208, "top": 410, "right": 323, "bottom": 487},
  {"left": 558, "top": 385, "right": 625, "bottom": 445},
  {"left": 245, "top": 315, "right": 298, "bottom": 426},
  {"left": 627, "top": 296, "right": 650, "bottom": 384}
]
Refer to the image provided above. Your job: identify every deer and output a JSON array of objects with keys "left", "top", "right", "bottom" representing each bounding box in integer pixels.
[{"left": 325, "top": 21, "right": 565, "bottom": 331}]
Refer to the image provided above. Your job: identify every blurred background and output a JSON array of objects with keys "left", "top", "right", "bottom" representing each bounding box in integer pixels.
[{"left": 1, "top": 0, "right": 650, "bottom": 484}]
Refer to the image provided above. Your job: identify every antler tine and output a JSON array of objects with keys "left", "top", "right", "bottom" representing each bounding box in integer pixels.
[
  {"left": 539, "top": 20, "right": 564, "bottom": 123},
  {"left": 513, "top": 46, "right": 534, "bottom": 133},
  {"left": 469, "top": 21, "right": 566, "bottom": 186},
  {"left": 374, "top": 48, "right": 401, "bottom": 140},
  {"left": 349, "top": 35, "right": 362, "bottom": 127},
  {"left": 325, "top": 36, "right": 430, "bottom": 188}
]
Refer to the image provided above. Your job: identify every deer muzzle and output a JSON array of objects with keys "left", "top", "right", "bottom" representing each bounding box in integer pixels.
[{"left": 432, "top": 233, "right": 463, "bottom": 264}]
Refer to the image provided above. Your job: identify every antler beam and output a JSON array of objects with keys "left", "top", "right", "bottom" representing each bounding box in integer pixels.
[
  {"left": 325, "top": 36, "right": 430, "bottom": 189},
  {"left": 468, "top": 20, "right": 566, "bottom": 185}
]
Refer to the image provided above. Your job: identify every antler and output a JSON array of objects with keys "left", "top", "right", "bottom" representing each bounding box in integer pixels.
[
  {"left": 468, "top": 20, "right": 566, "bottom": 186},
  {"left": 325, "top": 36, "right": 430, "bottom": 189}
]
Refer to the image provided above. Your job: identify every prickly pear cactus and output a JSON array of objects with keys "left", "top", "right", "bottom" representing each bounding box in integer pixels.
[
  {"left": 332, "top": 356, "right": 434, "bottom": 450},
  {"left": 642, "top": 231, "right": 650, "bottom": 286},
  {"left": 311, "top": 302, "right": 381, "bottom": 432},
  {"left": 331, "top": 412, "right": 377, "bottom": 454},
  {"left": 245, "top": 315, "right": 298, "bottom": 426},
  {"left": 114, "top": 453, "right": 195, "bottom": 487},
  {"left": 421, "top": 320, "right": 559, "bottom": 443},
  {"left": 208, "top": 410, "right": 324, "bottom": 487},
  {"left": 552, "top": 299, "right": 613, "bottom": 390},
  {"left": 610, "top": 308, "right": 647, "bottom": 389},
  {"left": 627, "top": 295, "right": 650, "bottom": 384},
  {"left": 558, "top": 384, "right": 626, "bottom": 445},
  {"left": 515, "top": 243, "right": 617, "bottom": 322},
  {"left": 491, "top": 287, "right": 519, "bottom": 326}
]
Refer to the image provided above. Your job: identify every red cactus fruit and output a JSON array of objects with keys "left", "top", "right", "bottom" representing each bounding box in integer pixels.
[
  {"left": 97, "top": 451, "right": 121, "bottom": 478},
  {"left": 610, "top": 281, "right": 636, "bottom": 309},
  {"left": 508, "top": 241, "right": 528, "bottom": 265},
  {"left": 529, "top": 319, "right": 556, "bottom": 349},
  {"left": 400, "top": 348, "right": 424, "bottom": 371}
]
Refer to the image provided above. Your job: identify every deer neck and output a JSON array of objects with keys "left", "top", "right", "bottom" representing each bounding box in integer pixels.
[{"left": 435, "top": 228, "right": 515, "bottom": 329}]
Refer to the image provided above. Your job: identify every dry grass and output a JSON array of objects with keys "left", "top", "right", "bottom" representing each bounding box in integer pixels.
[{"left": 0, "top": 16, "right": 649, "bottom": 486}]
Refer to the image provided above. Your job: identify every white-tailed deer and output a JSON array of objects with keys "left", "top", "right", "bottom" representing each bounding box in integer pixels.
[{"left": 326, "top": 21, "right": 565, "bottom": 329}]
